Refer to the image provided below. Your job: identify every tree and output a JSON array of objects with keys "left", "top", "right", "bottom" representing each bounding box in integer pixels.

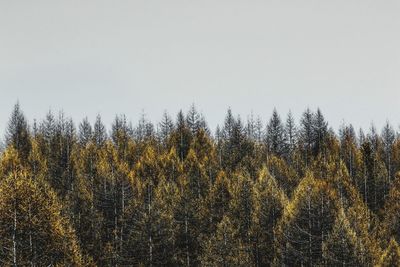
[
  {"left": 381, "top": 122, "right": 396, "bottom": 185},
  {"left": 0, "top": 172, "right": 83, "bottom": 266},
  {"left": 5, "top": 103, "right": 31, "bottom": 163},
  {"left": 284, "top": 110, "right": 297, "bottom": 160},
  {"left": 78, "top": 117, "right": 93, "bottom": 146},
  {"left": 199, "top": 171, "right": 231, "bottom": 236},
  {"left": 228, "top": 172, "right": 254, "bottom": 244},
  {"left": 359, "top": 139, "right": 387, "bottom": 213},
  {"left": 186, "top": 104, "right": 201, "bottom": 135},
  {"left": 339, "top": 123, "right": 358, "bottom": 178},
  {"left": 312, "top": 108, "right": 328, "bottom": 157},
  {"left": 275, "top": 172, "right": 340, "bottom": 266},
  {"left": 135, "top": 113, "right": 155, "bottom": 142},
  {"left": 265, "top": 108, "right": 285, "bottom": 157},
  {"left": 220, "top": 109, "right": 254, "bottom": 172},
  {"left": 71, "top": 140, "right": 105, "bottom": 264},
  {"left": 251, "top": 167, "right": 287, "bottom": 266},
  {"left": 123, "top": 176, "right": 178, "bottom": 266},
  {"left": 171, "top": 110, "right": 192, "bottom": 162},
  {"left": 200, "top": 216, "right": 253, "bottom": 267},
  {"left": 299, "top": 108, "right": 314, "bottom": 167},
  {"left": 93, "top": 115, "right": 107, "bottom": 147},
  {"left": 379, "top": 239, "right": 400, "bottom": 267},
  {"left": 322, "top": 209, "right": 364, "bottom": 266},
  {"left": 159, "top": 111, "right": 174, "bottom": 147},
  {"left": 381, "top": 173, "right": 400, "bottom": 245}
]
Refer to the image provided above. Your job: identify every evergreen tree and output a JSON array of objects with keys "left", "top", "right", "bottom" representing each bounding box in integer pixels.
[
  {"left": 276, "top": 172, "right": 340, "bottom": 266},
  {"left": 284, "top": 110, "right": 297, "bottom": 159},
  {"left": 171, "top": 110, "right": 192, "bottom": 161},
  {"left": 93, "top": 115, "right": 107, "bottom": 147},
  {"left": 5, "top": 103, "right": 31, "bottom": 163},
  {"left": 322, "top": 209, "right": 364, "bottom": 266},
  {"left": 78, "top": 117, "right": 93, "bottom": 146},
  {"left": 299, "top": 108, "right": 314, "bottom": 167},
  {"left": 200, "top": 216, "right": 253, "bottom": 267},
  {"left": 312, "top": 108, "right": 328, "bottom": 157},
  {"left": 159, "top": 111, "right": 174, "bottom": 146},
  {"left": 186, "top": 104, "right": 201, "bottom": 135},
  {"left": 265, "top": 108, "right": 285, "bottom": 157},
  {"left": 0, "top": 172, "right": 83, "bottom": 266},
  {"left": 381, "top": 121, "right": 396, "bottom": 184},
  {"left": 251, "top": 167, "right": 287, "bottom": 266}
]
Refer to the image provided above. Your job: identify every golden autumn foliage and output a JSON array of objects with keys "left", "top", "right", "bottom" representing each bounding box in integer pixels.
[
  {"left": 0, "top": 172, "right": 83, "bottom": 266},
  {"left": 1, "top": 104, "right": 400, "bottom": 266}
]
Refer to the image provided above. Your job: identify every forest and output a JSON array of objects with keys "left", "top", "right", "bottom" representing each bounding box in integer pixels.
[{"left": 2, "top": 102, "right": 400, "bottom": 266}]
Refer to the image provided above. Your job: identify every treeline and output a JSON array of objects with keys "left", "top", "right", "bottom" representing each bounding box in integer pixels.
[{"left": 1, "top": 103, "right": 400, "bottom": 266}]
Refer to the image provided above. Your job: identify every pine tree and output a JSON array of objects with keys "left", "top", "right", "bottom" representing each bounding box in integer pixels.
[
  {"left": 299, "top": 108, "right": 314, "bottom": 167},
  {"left": 312, "top": 108, "right": 328, "bottom": 157},
  {"left": 381, "top": 122, "right": 395, "bottom": 185},
  {"left": 159, "top": 111, "right": 175, "bottom": 147},
  {"left": 200, "top": 171, "right": 231, "bottom": 236},
  {"left": 78, "top": 117, "right": 93, "bottom": 146},
  {"left": 359, "top": 139, "right": 388, "bottom": 213},
  {"left": 5, "top": 103, "right": 31, "bottom": 163},
  {"left": 200, "top": 216, "right": 253, "bottom": 267},
  {"left": 93, "top": 114, "right": 107, "bottom": 147},
  {"left": 265, "top": 108, "right": 285, "bottom": 157},
  {"left": 123, "top": 176, "right": 178, "bottom": 266},
  {"left": 339, "top": 123, "right": 358, "bottom": 179},
  {"left": 276, "top": 172, "right": 340, "bottom": 266},
  {"left": 381, "top": 173, "right": 400, "bottom": 245},
  {"left": 284, "top": 110, "right": 297, "bottom": 160},
  {"left": 228, "top": 172, "right": 254, "bottom": 245},
  {"left": 251, "top": 167, "right": 287, "bottom": 266},
  {"left": 186, "top": 104, "right": 201, "bottom": 135},
  {"left": 171, "top": 110, "right": 192, "bottom": 161},
  {"left": 322, "top": 209, "right": 364, "bottom": 266},
  {"left": 0, "top": 172, "right": 83, "bottom": 266}
]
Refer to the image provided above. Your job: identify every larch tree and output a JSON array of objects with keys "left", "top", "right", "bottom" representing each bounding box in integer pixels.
[
  {"left": 200, "top": 215, "right": 253, "bottom": 267},
  {"left": 265, "top": 108, "right": 285, "bottom": 157},
  {"left": 251, "top": 167, "right": 287, "bottom": 266},
  {"left": 275, "top": 172, "right": 340, "bottom": 266},
  {"left": 0, "top": 172, "right": 83, "bottom": 266},
  {"left": 5, "top": 103, "right": 31, "bottom": 164}
]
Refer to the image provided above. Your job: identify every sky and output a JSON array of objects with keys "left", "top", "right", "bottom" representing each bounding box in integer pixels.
[{"left": 1, "top": 0, "right": 400, "bottom": 137}]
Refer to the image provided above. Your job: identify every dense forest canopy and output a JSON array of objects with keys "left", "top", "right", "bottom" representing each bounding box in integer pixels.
[{"left": 1, "top": 102, "right": 400, "bottom": 266}]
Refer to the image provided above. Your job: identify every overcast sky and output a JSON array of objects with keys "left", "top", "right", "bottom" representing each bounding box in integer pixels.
[{"left": 1, "top": 0, "right": 399, "bottom": 136}]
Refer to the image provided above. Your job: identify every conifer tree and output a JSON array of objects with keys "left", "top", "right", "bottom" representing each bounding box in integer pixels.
[
  {"left": 265, "top": 108, "right": 285, "bottom": 157},
  {"left": 322, "top": 209, "right": 364, "bottom": 266},
  {"left": 123, "top": 176, "right": 178, "bottom": 266},
  {"left": 186, "top": 104, "right": 201, "bottom": 135},
  {"left": 0, "top": 172, "right": 83, "bottom": 266},
  {"left": 159, "top": 111, "right": 175, "bottom": 147},
  {"left": 200, "top": 216, "right": 253, "bottom": 267},
  {"left": 284, "top": 110, "right": 297, "bottom": 159},
  {"left": 228, "top": 172, "right": 254, "bottom": 245},
  {"left": 78, "top": 117, "right": 93, "bottom": 146},
  {"left": 172, "top": 110, "right": 192, "bottom": 161},
  {"left": 5, "top": 103, "right": 31, "bottom": 163},
  {"left": 312, "top": 108, "right": 328, "bottom": 157},
  {"left": 93, "top": 114, "right": 107, "bottom": 147},
  {"left": 299, "top": 108, "right": 314, "bottom": 167},
  {"left": 276, "top": 172, "right": 340, "bottom": 266},
  {"left": 251, "top": 167, "right": 287, "bottom": 266},
  {"left": 379, "top": 239, "right": 400, "bottom": 267}
]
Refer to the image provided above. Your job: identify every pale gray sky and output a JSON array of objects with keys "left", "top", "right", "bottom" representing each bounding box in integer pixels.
[{"left": 1, "top": 0, "right": 400, "bottom": 135}]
